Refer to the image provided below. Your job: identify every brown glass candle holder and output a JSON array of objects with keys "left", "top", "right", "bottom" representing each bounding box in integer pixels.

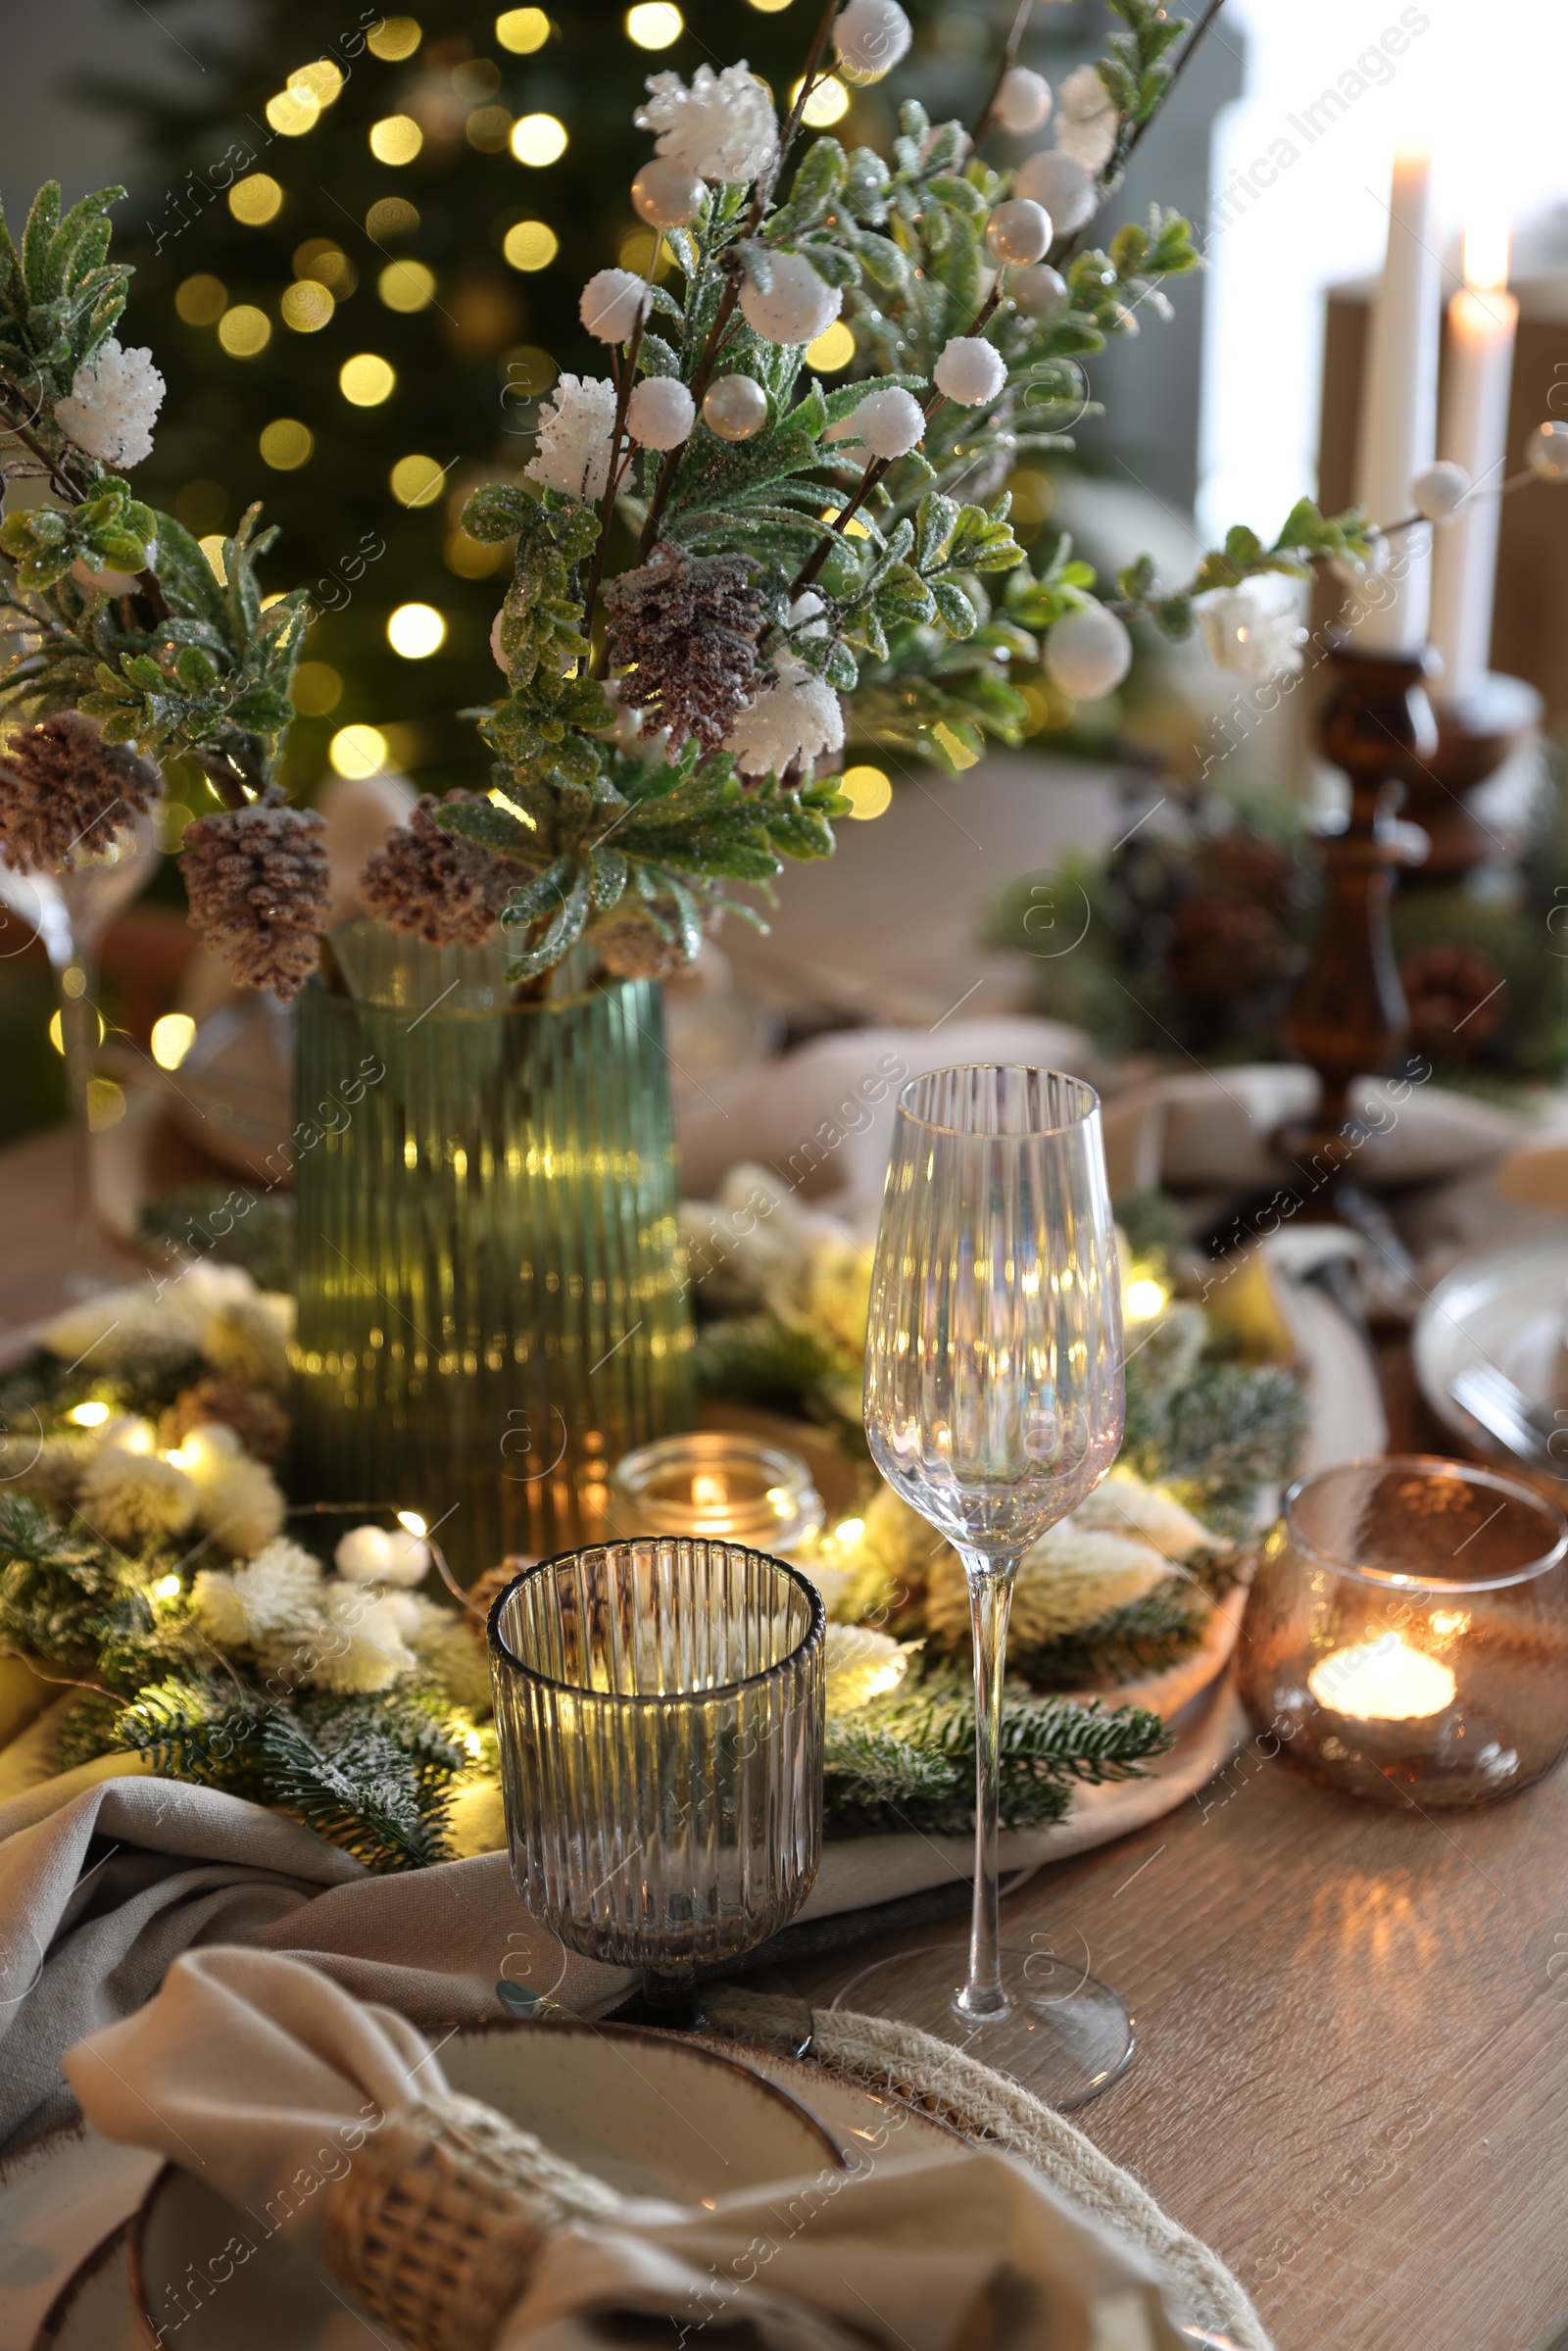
[{"left": 1238, "top": 1456, "right": 1568, "bottom": 1809}]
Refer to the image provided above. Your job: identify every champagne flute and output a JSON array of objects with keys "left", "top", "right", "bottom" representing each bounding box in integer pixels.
[{"left": 841, "top": 1064, "right": 1128, "bottom": 2103}]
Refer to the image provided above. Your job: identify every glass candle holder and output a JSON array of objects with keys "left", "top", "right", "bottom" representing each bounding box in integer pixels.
[
  {"left": 1238, "top": 1454, "right": 1568, "bottom": 1808},
  {"left": 490, "top": 1538, "right": 825, "bottom": 2022},
  {"left": 609, "top": 1433, "right": 824, "bottom": 1558}
]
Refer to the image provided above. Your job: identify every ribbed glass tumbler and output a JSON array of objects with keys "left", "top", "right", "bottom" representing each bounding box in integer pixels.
[{"left": 490, "top": 1539, "right": 825, "bottom": 2022}]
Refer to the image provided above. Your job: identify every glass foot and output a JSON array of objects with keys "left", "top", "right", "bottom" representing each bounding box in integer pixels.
[{"left": 829, "top": 1941, "right": 1134, "bottom": 2108}]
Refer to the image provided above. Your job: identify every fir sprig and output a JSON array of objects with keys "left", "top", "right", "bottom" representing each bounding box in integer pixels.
[{"left": 825, "top": 1659, "right": 1169, "bottom": 1837}]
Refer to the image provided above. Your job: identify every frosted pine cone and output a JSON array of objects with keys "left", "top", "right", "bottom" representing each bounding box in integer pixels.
[
  {"left": 358, "top": 792, "right": 514, "bottom": 947},
  {"left": 603, "top": 541, "right": 764, "bottom": 755},
  {"left": 0, "top": 710, "right": 161, "bottom": 874},
  {"left": 159, "top": 1377, "right": 290, "bottom": 1465},
  {"left": 181, "top": 785, "right": 330, "bottom": 1001},
  {"left": 54, "top": 339, "right": 166, "bottom": 470}
]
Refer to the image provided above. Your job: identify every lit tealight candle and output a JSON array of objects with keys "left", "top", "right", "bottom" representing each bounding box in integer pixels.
[
  {"left": 612, "top": 1435, "right": 825, "bottom": 1559},
  {"left": 1308, "top": 1632, "right": 1457, "bottom": 1723}
]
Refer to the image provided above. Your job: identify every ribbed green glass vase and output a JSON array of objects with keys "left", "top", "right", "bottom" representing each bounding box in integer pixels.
[{"left": 289, "top": 930, "right": 694, "bottom": 1579}]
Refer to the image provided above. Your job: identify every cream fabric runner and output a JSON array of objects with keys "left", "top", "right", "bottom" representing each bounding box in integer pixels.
[{"left": 0, "top": 1678, "right": 1247, "bottom": 2154}]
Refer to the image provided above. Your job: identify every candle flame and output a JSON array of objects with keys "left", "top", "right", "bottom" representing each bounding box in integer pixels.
[
  {"left": 1308, "top": 1633, "right": 1456, "bottom": 1723},
  {"left": 691, "top": 1473, "right": 729, "bottom": 1513},
  {"left": 1463, "top": 220, "right": 1510, "bottom": 296}
]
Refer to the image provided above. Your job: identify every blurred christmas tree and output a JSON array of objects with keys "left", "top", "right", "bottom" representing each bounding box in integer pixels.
[{"left": 102, "top": 0, "right": 1052, "bottom": 813}]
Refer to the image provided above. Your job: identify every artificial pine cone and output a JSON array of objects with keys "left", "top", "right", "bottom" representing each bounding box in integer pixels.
[
  {"left": 603, "top": 541, "right": 764, "bottom": 754},
  {"left": 358, "top": 792, "right": 513, "bottom": 947},
  {"left": 0, "top": 710, "right": 161, "bottom": 874},
  {"left": 181, "top": 784, "right": 329, "bottom": 1001},
  {"left": 159, "top": 1377, "right": 290, "bottom": 1465}
]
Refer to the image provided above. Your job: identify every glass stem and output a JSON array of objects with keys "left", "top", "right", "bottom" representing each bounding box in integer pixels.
[{"left": 957, "top": 1551, "right": 1017, "bottom": 2021}]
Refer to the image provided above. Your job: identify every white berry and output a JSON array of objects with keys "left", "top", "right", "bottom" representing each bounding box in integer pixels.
[
  {"left": 703, "top": 374, "right": 769, "bottom": 440},
  {"left": 579, "top": 268, "right": 652, "bottom": 344},
  {"left": 934, "top": 335, "right": 1005, "bottom": 407},
  {"left": 630, "top": 158, "right": 705, "bottom": 228},
  {"left": 985, "top": 198, "right": 1052, "bottom": 266},
  {"left": 1045, "top": 604, "right": 1132, "bottom": 699},
  {"left": 1527, "top": 421, "right": 1568, "bottom": 483},
  {"left": 847, "top": 384, "right": 926, "bottom": 460},
  {"left": 1014, "top": 148, "right": 1097, "bottom": 236},
  {"left": 1009, "top": 262, "right": 1068, "bottom": 318},
  {"left": 738, "top": 249, "right": 841, "bottom": 346},
  {"left": 994, "top": 67, "right": 1053, "bottom": 135},
  {"left": 627, "top": 374, "right": 696, "bottom": 450},
  {"left": 1411, "top": 461, "right": 1470, "bottom": 521},
  {"left": 335, "top": 1524, "right": 393, "bottom": 1583},
  {"left": 833, "top": 0, "right": 911, "bottom": 82}
]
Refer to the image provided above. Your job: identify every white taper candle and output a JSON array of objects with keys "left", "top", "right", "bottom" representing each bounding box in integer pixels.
[
  {"left": 1351, "top": 149, "right": 1442, "bottom": 654},
  {"left": 1429, "top": 223, "right": 1518, "bottom": 705}
]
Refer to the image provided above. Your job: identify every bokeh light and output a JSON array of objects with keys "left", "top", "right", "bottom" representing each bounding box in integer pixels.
[
  {"left": 388, "top": 603, "right": 447, "bottom": 658},
  {"left": 228, "top": 173, "right": 282, "bottom": 225},
  {"left": 367, "top": 197, "right": 420, "bottom": 241},
  {"left": 503, "top": 220, "right": 559, "bottom": 271},
  {"left": 340, "top": 353, "right": 396, "bottom": 406},
  {"left": 806, "top": 319, "right": 855, "bottom": 370},
  {"left": 369, "top": 115, "right": 423, "bottom": 165},
  {"left": 289, "top": 60, "right": 344, "bottom": 105},
  {"left": 150, "top": 1014, "right": 196, "bottom": 1070},
  {"left": 259, "top": 417, "right": 314, "bottom": 468},
  {"left": 280, "top": 279, "right": 334, "bottom": 331},
  {"left": 794, "top": 74, "right": 850, "bottom": 124},
  {"left": 368, "top": 17, "right": 421, "bottom": 59},
  {"left": 466, "top": 106, "right": 514, "bottom": 153},
  {"left": 294, "top": 239, "right": 357, "bottom": 295},
  {"left": 291, "top": 661, "right": 343, "bottom": 714},
  {"left": 217, "top": 305, "right": 270, "bottom": 357},
  {"left": 175, "top": 274, "right": 226, "bottom": 324},
  {"left": 626, "top": 4, "right": 683, "bottom": 45},
  {"left": 390, "top": 453, "right": 447, "bottom": 507},
  {"left": 378, "top": 259, "right": 436, "bottom": 313},
  {"left": 330, "top": 725, "right": 390, "bottom": 778},
  {"left": 511, "top": 113, "right": 567, "bottom": 166},
  {"left": 840, "top": 764, "right": 893, "bottom": 819},
  {"left": 496, "top": 8, "right": 550, "bottom": 51},
  {"left": 266, "top": 85, "right": 319, "bottom": 136}
]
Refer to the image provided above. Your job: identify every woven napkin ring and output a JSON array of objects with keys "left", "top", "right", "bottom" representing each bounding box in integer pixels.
[{"left": 323, "top": 2092, "right": 625, "bottom": 2351}]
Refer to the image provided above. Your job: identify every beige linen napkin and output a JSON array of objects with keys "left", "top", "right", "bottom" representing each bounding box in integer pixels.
[{"left": 65, "top": 1945, "right": 1190, "bottom": 2351}]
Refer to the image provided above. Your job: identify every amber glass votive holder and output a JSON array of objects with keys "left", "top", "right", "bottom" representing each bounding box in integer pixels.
[
  {"left": 1238, "top": 1455, "right": 1568, "bottom": 1808},
  {"left": 490, "top": 1538, "right": 825, "bottom": 2022}
]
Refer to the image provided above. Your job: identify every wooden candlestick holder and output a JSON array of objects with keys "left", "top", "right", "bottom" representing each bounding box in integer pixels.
[
  {"left": 1280, "top": 633, "right": 1437, "bottom": 1182},
  {"left": 1403, "top": 671, "right": 1545, "bottom": 881}
]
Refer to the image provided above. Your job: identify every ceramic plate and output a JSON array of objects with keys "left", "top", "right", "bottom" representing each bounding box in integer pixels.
[
  {"left": 124, "top": 2021, "right": 846, "bottom": 2351},
  {"left": 1412, "top": 1233, "right": 1568, "bottom": 1453}
]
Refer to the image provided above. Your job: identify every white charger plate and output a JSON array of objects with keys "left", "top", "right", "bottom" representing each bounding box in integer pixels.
[
  {"left": 104, "top": 2021, "right": 862, "bottom": 2351},
  {"left": 1412, "top": 1233, "right": 1568, "bottom": 1454}
]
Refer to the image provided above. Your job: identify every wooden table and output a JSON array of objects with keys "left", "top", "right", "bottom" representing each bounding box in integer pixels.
[
  {"left": 775, "top": 1722, "right": 1568, "bottom": 2351},
  {"left": 4, "top": 1126, "right": 1565, "bottom": 2351}
]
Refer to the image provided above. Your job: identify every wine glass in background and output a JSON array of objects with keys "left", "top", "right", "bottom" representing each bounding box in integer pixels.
[
  {"left": 842, "top": 1063, "right": 1129, "bottom": 2103},
  {"left": 0, "top": 809, "right": 160, "bottom": 1287}
]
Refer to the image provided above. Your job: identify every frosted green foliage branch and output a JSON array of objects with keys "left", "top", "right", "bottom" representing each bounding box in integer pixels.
[{"left": 824, "top": 1660, "right": 1169, "bottom": 1837}]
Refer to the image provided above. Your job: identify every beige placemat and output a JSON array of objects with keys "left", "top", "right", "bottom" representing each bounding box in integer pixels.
[{"left": 702, "top": 1987, "right": 1271, "bottom": 2351}]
